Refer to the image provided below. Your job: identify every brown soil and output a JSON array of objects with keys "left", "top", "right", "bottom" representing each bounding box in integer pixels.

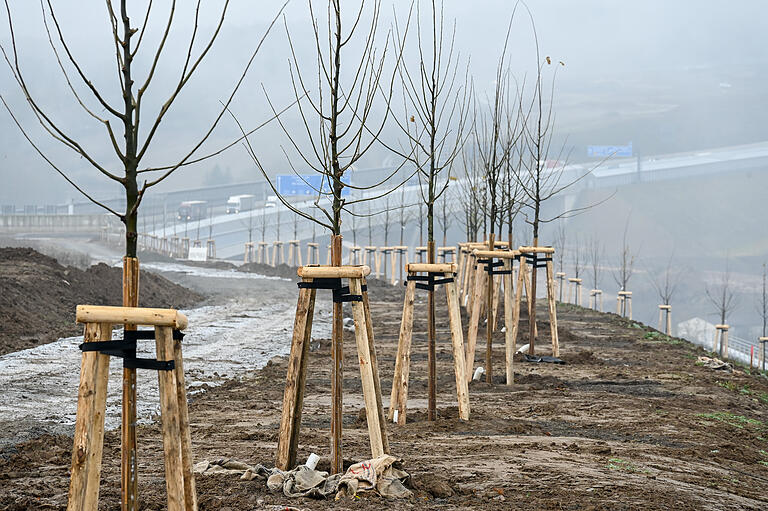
[
  {"left": 1, "top": 288, "right": 768, "bottom": 509},
  {"left": 0, "top": 247, "right": 203, "bottom": 355}
]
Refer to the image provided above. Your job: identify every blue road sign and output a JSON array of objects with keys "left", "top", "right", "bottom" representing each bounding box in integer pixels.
[
  {"left": 276, "top": 174, "right": 350, "bottom": 196},
  {"left": 587, "top": 142, "right": 633, "bottom": 158}
]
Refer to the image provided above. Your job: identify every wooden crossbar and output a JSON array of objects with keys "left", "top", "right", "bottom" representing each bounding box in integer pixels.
[{"left": 76, "top": 305, "right": 188, "bottom": 330}]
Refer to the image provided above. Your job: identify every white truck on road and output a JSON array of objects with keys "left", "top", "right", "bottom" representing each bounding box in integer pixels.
[{"left": 226, "top": 194, "right": 256, "bottom": 214}]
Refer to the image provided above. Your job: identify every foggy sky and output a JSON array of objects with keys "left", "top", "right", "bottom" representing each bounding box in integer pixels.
[{"left": 1, "top": 0, "right": 767, "bottom": 205}]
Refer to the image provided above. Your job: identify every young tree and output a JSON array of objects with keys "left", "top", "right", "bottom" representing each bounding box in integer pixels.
[
  {"left": 388, "top": 0, "right": 470, "bottom": 412},
  {"left": 397, "top": 185, "right": 413, "bottom": 246},
  {"left": 436, "top": 184, "right": 457, "bottom": 246},
  {"left": 612, "top": 215, "right": 638, "bottom": 292},
  {"left": 1, "top": 2, "right": 284, "bottom": 506},
  {"left": 587, "top": 235, "right": 602, "bottom": 292},
  {"left": 572, "top": 234, "right": 583, "bottom": 280},
  {"left": 234, "top": 0, "right": 407, "bottom": 473},
  {"left": 706, "top": 260, "right": 737, "bottom": 358},
  {"left": 650, "top": 254, "right": 680, "bottom": 306}
]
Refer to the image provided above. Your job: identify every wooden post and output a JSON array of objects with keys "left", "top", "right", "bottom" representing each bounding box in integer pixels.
[
  {"left": 348, "top": 278, "right": 385, "bottom": 459},
  {"left": 389, "top": 279, "right": 416, "bottom": 424},
  {"left": 171, "top": 327, "right": 198, "bottom": 511},
  {"left": 243, "top": 242, "right": 254, "bottom": 264},
  {"left": 575, "top": 278, "right": 582, "bottom": 306},
  {"left": 546, "top": 259, "right": 560, "bottom": 357},
  {"left": 390, "top": 248, "right": 398, "bottom": 285},
  {"left": 504, "top": 258, "right": 515, "bottom": 385},
  {"left": 67, "top": 322, "right": 111, "bottom": 511},
  {"left": 306, "top": 242, "right": 319, "bottom": 264},
  {"left": 759, "top": 337, "right": 768, "bottom": 371},
  {"left": 121, "top": 257, "right": 139, "bottom": 511},
  {"left": 485, "top": 234, "right": 496, "bottom": 384},
  {"left": 445, "top": 275, "right": 470, "bottom": 420},
  {"left": 510, "top": 255, "right": 526, "bottom": 363},
  {"left": 456, "top": 245, "right": 467, "bottom": 299},
  {"left": 360, "top": 278, "right": 389, "bottom": 454},
  {"left": 464, "top": 262, "right": 485, "bottom": 381},
  {"left": 556, "top": 272, "right": 566, "bottom": 302},
  {"left": 276, "top": 280, "right": 316, "bottom": 470},
  {"left": 154, "top": 326, "right": 187, "bottom": 511}
]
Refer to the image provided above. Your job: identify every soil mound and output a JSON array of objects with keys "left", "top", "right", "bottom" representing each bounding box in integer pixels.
[
  {"left": 238, "top": 262, "right": 299, "bottom": 279},
  {"left": 0, "top": 247, "right": 203, "bottom": 355}
]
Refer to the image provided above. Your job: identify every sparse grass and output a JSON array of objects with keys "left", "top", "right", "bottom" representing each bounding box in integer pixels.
[
  {"left": 716, "top": 382, "right": 768, "bottom": 403},
  {"left": 643, "top": 331, "right": 685, "bottom": 345},
  {"left": 716, "top": 380, "right": 737, "bottom": 391},
  {"left": 606, "top": 457, "right": 650, "bottom": 473},
  {"left": 696, "top": 412, "right": 765, "bottom": 430}
]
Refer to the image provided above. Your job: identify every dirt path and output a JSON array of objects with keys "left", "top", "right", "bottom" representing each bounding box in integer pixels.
[{"left": 1, "top": 287, "right": 767, "bottom": 510}]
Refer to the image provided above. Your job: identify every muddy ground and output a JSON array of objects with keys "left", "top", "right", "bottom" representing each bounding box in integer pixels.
[
  {"left": 1, "top": 275, "right": 767, "bottom": 510},
  {"left": 0, "top": 247, "right": 203, "bottom": 355}
]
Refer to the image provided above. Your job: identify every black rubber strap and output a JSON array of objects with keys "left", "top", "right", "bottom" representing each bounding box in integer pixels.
[
  {"left": 78, "top": 329, "right": 184, "bottom": 371},
  {"left": 522, "top": 253, "right": 553, "bottom": 268},
  {"left": 297, "top": 277, "right": 365, "bottom": 302},
  {"left": 79, "top": 339, "right": 134, "bottom": 352},
  {"left": 405, "top": 272, "right": 455, "bottom": 291},
  {"left": 124, "top": 358, "right": 175, "bottom": 371}
]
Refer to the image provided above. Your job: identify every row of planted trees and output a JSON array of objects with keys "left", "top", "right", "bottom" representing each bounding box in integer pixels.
[{"left": 1, "top": 0, "right": 596, "bottom": 499}]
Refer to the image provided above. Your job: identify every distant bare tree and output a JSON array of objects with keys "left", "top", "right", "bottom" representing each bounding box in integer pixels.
[
  {"left": 457, "top": 158, "right": 482, "bottom": 242},
  {"left": 706, "top": 260, "right": 737, "bottom": 357},
  {"left": 650, "top": 254, "right": 680, "bottom": 306},
  {"left": 553, "top": 221, "right": 567, "bottom": 273},
  {"left": 572, "top": 234, "right": 583, "bottom": 279},
  {"left": 436, "top": 184, "right": 457, "bottom": 246},
  {"left": 612, "top": 215, "right": 638, "bottom": 291},
  {"left": 587, "top": 236, "right": 602, "bottom": 291},
  {"left": 260, "top": 208, "right": 269, "bottom": 243},
  {"left": 383, "top": 196, "right": 392, "bottom": 246},
  {"left": 397, "top": 186, "right": 414, "bottom": 246}
]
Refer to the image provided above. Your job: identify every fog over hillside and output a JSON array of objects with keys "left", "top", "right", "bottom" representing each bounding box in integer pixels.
[{"left": 1, "top": 1, "right": 766, "bottom": 203}]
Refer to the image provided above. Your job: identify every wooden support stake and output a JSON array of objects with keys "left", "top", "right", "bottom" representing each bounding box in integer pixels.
[
  {"left": 485, "top": 233, "right": 496, "bottom": 384},
  {"left": 154, "top": 326, "right": 186, "bottom": 511},
  {"left": 361, "top": 278, "right": 389, "bottom": 453},
  {"left": 276, "top": 282, "right": 315, "bottom": 470},
  {"left": 546, "top": 260, "right": 560, "bottom": 357},
  {"left": 504, "top": 259, "right": 515, "bottom": 385},
  {"left": 172, "top": 328, "right": 198, "bottom": 511},
  {"left": 389, "top": 279, "right": 416, "bottom": 424},
  {"left": 510, "top": 256, "right": 526, "bottom": 363},
  {"left": 445, "top": 276, "right": 470, "bottom": 420},
  {"left": 349, "top": 278, "right": 385, "bottom": 459},
  {"left": 464, "top": 263, "right": 485, "bottom": 381},
  {"left": 67, "top": 322, "right": 111, "bottom": 511}
]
